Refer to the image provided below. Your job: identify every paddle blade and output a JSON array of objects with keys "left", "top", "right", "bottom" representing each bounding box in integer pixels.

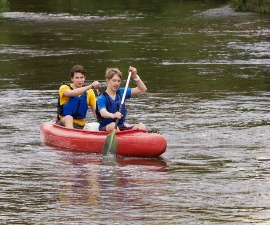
[{"left": 102, "top": 129, "right": 118, "bottom": 156}]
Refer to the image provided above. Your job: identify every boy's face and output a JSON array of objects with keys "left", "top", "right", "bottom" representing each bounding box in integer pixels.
[
  {"left": 71, "top": 72, "right": 85, "bottom": 88},
  {"left": 107, "top": 74, "right": 121, "bottom": 91}
]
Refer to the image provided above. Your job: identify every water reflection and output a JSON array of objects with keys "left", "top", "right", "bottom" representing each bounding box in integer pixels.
[
  {"left": 3, "top": 12, "right": 128, "bottom": 21},
  {"left": 55, "top": 152, "right": 168, "bottom": 222},
  {"left": 0, "top": 44, "right": 107, "bottom": 57}
]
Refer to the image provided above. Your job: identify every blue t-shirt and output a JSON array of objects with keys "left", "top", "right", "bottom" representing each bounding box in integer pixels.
[{"left": 97, "top": 88, "right": 132, "bottom": 128}]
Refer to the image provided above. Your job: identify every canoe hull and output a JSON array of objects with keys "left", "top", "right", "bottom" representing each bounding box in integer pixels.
[{"left": 40, "top": 122, "right": 167, "bottom": 157}]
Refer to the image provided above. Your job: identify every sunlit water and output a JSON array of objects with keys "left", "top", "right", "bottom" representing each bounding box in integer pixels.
[{"left": 1, "top": 1, "right": 270, "bottom": 224}]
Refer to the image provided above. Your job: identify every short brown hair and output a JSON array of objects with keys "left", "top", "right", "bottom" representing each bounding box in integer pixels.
[
  {"left": 105, "top": 68, "right": 122, "bottom": 80},
  {"left": 70, "top": 65, "right": 86, "bottom": 78}
]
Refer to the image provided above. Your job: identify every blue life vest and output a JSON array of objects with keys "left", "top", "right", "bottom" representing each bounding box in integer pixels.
[
  {"left": 96, "top": 90, "right": 127, "bottom": 127},
  {"left": 57, "top": 84, "right": 88, "bottom": 119}
]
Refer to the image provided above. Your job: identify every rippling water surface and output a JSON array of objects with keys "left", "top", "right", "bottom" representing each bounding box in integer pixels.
[{"left": 1, "top": 1, "right": 270, "bottom": 224}]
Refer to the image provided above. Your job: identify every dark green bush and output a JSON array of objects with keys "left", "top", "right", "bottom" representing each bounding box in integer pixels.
[
  {"left": 230, "top": 0, "right": 270, "bottom": 13},
  {"left": 0, "top": 0, "right": 9, "bottom": 14}
]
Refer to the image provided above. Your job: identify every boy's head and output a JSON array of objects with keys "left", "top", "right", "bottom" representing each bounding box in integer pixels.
[
  {"left": 70, "top": 65, "right": 86, "bottom": 78},
  {"left": 105, "top": 68, "right": 122, "bottom": 80}
]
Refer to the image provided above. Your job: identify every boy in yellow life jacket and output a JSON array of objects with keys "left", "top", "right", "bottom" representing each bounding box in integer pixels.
[{"left": 57, "top": 65, "right": 100, "bottom": 129}]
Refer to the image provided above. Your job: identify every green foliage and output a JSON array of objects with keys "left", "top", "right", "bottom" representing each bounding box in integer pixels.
[
  {"left": 230, "top": 0, "right": 270, "bottom": 13},
  {"left": 230, "top": 0, "right": 244, "bottom": 10},
  {"left": 0, "top": 0, "right": 9, "bottom": 13}
]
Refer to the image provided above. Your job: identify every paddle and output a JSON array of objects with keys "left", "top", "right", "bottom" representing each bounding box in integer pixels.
[{"left": 102, "top": 71, "right": 132, "bottom": 156}]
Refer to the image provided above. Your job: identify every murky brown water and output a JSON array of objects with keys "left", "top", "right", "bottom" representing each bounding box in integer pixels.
[{"left": 1, "top": 1, "right": 270, "bottom": 224}]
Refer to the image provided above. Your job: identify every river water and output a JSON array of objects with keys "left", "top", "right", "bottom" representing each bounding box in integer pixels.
[{"left": 1, "top": 0, "right": 270, "bottom": 224}]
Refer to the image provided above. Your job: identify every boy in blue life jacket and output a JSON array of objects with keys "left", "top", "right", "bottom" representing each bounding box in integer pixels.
[
  {"left": 57, "top": 65, "right": 100, "bottom": 129},
  {"left": 96, "top": 66, "right": 147, "bottom": 132}
]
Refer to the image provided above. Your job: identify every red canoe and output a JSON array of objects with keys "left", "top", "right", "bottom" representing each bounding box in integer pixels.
[{"left": 40, "top": 121, "right": 167, "bottom": 158}]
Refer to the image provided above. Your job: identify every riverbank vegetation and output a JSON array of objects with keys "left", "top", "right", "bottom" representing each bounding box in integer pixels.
[
  {"left": 230, "top": 0, "right": 270, "bottom": 13},
  {"left": 1, "top": 0, "right": 270, "bottom": 15},
  {"left": 0, "top": 0, "right": 9, "bottom": 13}
]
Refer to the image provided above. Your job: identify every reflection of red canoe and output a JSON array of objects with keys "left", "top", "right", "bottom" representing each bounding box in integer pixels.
[{"left": 40, "top": 121, "right": 167, "bottom": 157}]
